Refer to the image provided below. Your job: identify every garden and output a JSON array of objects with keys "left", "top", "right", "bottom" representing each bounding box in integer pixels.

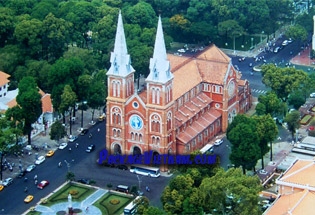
[{"left": 26, "top": 182, "right": 134, "bottom": 215}]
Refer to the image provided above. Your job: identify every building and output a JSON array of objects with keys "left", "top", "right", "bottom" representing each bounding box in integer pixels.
[
  {"left": 105, "top": 12, "right": 252, "bottom": 158},
  {"left": 264, "top": 159, "right": 315, "bottom": 215}
]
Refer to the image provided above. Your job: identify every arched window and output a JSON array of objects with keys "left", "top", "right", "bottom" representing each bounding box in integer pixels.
[
  {"left": 156, "top": 137, "right": 160, "bottom": 145},
  {"left": 111, "top": 107, "right": 122, "bottom": 126},
  {"left": 113, "top": 129, "right": 117, "bottom": 137},
  {"left": 152, "top": 136, "right": 156, "bottom": 144},
  {"left": 139, "top": 134, "right": 142, "bottom": 142},
  {"left": 117, "top": 130, "right": 121, "bottom": 137},
  {"left": 152, "top": 88, "right": 156, "bottom": 104},
  {"left": 131, "top": 132, "right": 135, "bottom": 140},
  {"left": 150, "top": 114, "right": 161, "bottom": 132},
  {"left": 167, "top": 112, "right": 172, "bottom": 130}
]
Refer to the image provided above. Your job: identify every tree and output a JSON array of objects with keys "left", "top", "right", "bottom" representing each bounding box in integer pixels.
[
  {"left": 256, "top": 91, "right": 282, "bottom": 116},
  {"left": 199, "top": 168, "right": 262, "bottom": 215},
  {"left": 124, "top": 2, "right": 157, "bottom": 28},
  {"left": 66, "top": 171, "right": 75, "bottom": 182},
  {"left": 288, "top": 91, "right": 306, "bottom": 110},
  {"left": 16, "top": 76, "right": 42, "bottom": 145},
  {"left": 286, "top": 24, "right": 308, "bottom": 44},
  {"left": 59, "top": 85, "right": 77, "bottom": 135},
  {"left": 261, "top": 64, "right": 308, "bottom": 102},
  {"left": 226, "top": 115, "right": 260, "bottom": 174},
  {"left": 50, "top": 121, "right": 66, "bottom": 144},
  {"left": 5, "top": 106, "right": 24, "bottom": 145},
  {"left": 218, "top": 20, "right": 244, "bottom": 44},
  {"left": 253, "top": 115, "right": 278, "bottom": 166},
  {"left": 285, "top": 110, "right": 301, "bottom": 140}
]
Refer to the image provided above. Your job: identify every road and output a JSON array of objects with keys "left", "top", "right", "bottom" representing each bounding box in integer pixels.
[{"left": 0, "top": 121, "right": 171, "bottom": 214}]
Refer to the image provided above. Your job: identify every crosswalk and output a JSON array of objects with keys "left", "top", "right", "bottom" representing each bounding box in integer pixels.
[{"left": 251, "top": 89, "right": 267, "bottom": 94}]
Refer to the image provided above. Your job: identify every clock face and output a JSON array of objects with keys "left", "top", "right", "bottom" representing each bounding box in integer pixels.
[
  {"left": 228, "top": 81, "right": 235, "bottom": 97},
  {"left": 129, "top": 115, "right": 143, "bottom": 130}
]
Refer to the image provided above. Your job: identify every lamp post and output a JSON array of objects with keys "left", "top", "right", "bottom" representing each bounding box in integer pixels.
[
  {"left": 136, "top": 175, "right": 143, "bottom": 191},
  {"left": 233, "top": 35, "right": 236, "bottom": 55},
  {"left": 64, "top": 160, "right": 70, "bottom": 172},
  {"left": 261, "top": 31, "right": 264, "bottom": 43},
  {"left": 251, "top": 38, "right": 254, "bottom": 49},
  {"left": 0, "top": 151, "right": 3, "bottom": 181},
  {"left": 80, "top": 101, "right": 87, "bottom": 131}
]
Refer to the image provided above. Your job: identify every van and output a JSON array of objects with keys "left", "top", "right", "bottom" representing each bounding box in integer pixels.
[{"left": 116, "top": 185, "right": 129, "bottom": 193}]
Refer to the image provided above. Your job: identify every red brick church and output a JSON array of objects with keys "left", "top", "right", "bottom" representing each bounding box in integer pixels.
[{"left": 105, "top": 11, "right": 251, "bottom": 157}]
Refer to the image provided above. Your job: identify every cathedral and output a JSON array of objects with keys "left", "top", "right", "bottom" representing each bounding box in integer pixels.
[{"left": 105, "top": 11, "right": 252, "bottom": 158}]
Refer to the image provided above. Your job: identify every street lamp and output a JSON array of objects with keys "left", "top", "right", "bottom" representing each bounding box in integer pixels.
[
  {"left": 251, "top": 38, "right": 254, "bottom": 49},
  {"left": 79, "top": 101, "right": 87, "bottom": 131},
  {"left": 136, "top": 175, "right": 143, "bottom": 191},
  {"left": 260, "top": 31, "right": 264, "bottom": 43},
  {"left": 233, "top": 35, "right": 236, "bottom": 55},
  {"left": 64, "top": 160, "right": 70, "bottom": 172}
]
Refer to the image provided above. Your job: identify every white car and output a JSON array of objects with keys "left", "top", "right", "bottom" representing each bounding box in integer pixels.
[
  {"left": 282, "top": 40, "right": 289, "bottom": 46},
  {"left": 214, "top": 139, "right": 223, "bottom": 146},
  {"left": 59, "top": 142, "right": 68, "bottom": 150},
  {"left": 26, "top": 164, "right": 36, "bottom": 172},
  {"left": 35, "top": 156, "right": 45, "bottom": 165},
  {"left": 310, "top": 92, "right": 315, "bottom": 98},
  {"left": 2, "top": 178, "right": 13, "bottom": 186},
  {"left": 68, "top": 135, "right": 77, "bottom": 142}
]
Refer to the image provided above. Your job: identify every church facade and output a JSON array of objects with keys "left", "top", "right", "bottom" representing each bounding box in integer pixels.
[{"left": 105, "top": 12, "right": 252, "bottom": 158}]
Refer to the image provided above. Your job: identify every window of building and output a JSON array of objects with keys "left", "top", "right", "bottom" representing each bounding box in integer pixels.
[
  {"left": 167, "top": 112, "right": 172, "bottom": 130},
  {"left": 192, "top": 139, "right": 196, "bottom": 147},
  {"left": 190, "top": 88, "right": 195, "bottom": 98},
  {"left": 150, "top": 114, "right": 161, "bottom": 132},
  {"left": 178, "top": 97, "right": 183, "bottom": 107},
  {"left": 184, "top": 92, "right": 189, "bottom": 102}
]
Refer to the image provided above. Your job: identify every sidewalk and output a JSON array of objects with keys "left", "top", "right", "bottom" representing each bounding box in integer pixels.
[{"left": 1, "top": 109, "right": 99, "bottom": 181}]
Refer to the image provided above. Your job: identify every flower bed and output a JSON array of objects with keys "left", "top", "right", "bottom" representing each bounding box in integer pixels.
[{"left": 300, "top": 114, "right": 313, "bottom": 125}]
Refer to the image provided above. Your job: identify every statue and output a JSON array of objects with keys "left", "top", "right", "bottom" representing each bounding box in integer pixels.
[{"left": 68, "top": 194, "right": 73, "bottom": 214}]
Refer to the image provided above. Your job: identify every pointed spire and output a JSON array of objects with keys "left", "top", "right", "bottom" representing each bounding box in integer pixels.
[
  {"left": 146, "top": 16, "right": 173, "bottom": 83},
  {"left": 107, "top": 10, "right": 134, "bottom": 77}
]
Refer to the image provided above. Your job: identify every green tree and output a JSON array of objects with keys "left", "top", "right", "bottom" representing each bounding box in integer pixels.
[
  {"left": 261, "top": 64, "right": 308, "bottom": 102},
  {"left": 16, "top": 76, "right": 42, "bottom": 145},
  {"left": 125, "top": 2, "right": 156, "bottom": 28},
  {"left": 0, "top": 7, "right": 15, "bottom": 47},
  {"left": 218, "top": 20, "right": 244, "bottom": 44},
  {"left": 226, "top": 115, "right": 260, "bottom": 174},
  {"left": 285, "top": 110, "right": 301, "bottom": 140},
  {"left": 288, "top": 91, "right": 306, "bottom": 110},
  {"left": 5, "top": 106, "right": 24, "bottom": 145},
  {"left": 59, "top": 85, "right": 77, "bottom": 135},
  {"left": 286, "top": 24, "right": 308, "bottom": 44},
  {"left": 50, "top": 121, "right": 67, "bottom": 144},
  {"left": 66, "top": 171, "right": 75, "bottom": 182},
  {"left": 200, "top": 168, "right": 262, "bottom": 215},
  {"left": 253, "top": 115, "right": 278, "bottom": 166},
  {"left": 256, "top": 91, "right": 282, "bottom": 116}
]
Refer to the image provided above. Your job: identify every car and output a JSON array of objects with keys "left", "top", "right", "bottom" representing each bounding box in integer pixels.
[
  {"left": 214, "top": 139, "right": 223, "bottom": 146},
  {"left": 18, "top": 170, "right": 27, "bottom": 178},
  {"left": 310, "top": 92, "right": 315, "bottom": 98},
  {"left": 80, "top": 129, "right": 89, "bottom": 136},
  {"left": 46, "top": 150, "right": 54, "bottom": 157},
  {"left": 58, "top": 142, "right": 68, "bottom": 150},
  {"left": 0, "top": 185, "right": 4, "bottom": 191},
  {"left": 37, "top": 180, "right": 49, "bottom": 189},
  {"left": 288, "top": 38, "right": 293, "bottom": 43},
  {"left": 273, "top": 47, "right": 280, "bottom": 53},
  {"left": 98, "top": 115, "right": 105, "bottom": 121},
  {"left": 24, "top": 195, "right": 34, "bottom": 203},
  {"left": 26, "top": 164, "right": 36, "bottom": 172},
  {"left": 282, "top": 40, "right": 289, "bottom": 46},
  {"left": 77, "top": 179, "right": 90, "bottom": 184},
  {"left": 2, "top": 178, "right": 13, "bottom": 186},
  {"left": 117, "top": 165, "right": 128, "bottom": 170},
  {"left": 68, "top": 135, "right": 78, "bottom": 142},
  {"left": 35, "top": 155, "right": 45, "bottom": 165},
  {"left": 86, "top": 144, "right": 95, "bottom": 153}
]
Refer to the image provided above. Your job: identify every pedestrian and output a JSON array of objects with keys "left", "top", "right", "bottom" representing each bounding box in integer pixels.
[
  {"left": 34, "top": 175, "right": 37, "bottom": 180},
  {"left": 35, "top": 180, "right": 38, "bottom": 185},
  {"left": 86, "top": 206, "right": 89, "bottom": 211},
  {"left": 69, "top": 147, "right": 72, "bottom": 152},
  {"left": 97, "top": 128, "right": 100, "bottom": 132},
  {"left": 24, "top": 187, "right": 28, "bottom": 193},
  {"left": 75, "top": 143, "right": 79, "bottom": 148},
  {"left": 24, "top": 177, "right": 28, "bottom": 182}
]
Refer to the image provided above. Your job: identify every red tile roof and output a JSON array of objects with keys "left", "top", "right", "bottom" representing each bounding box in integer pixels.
[{"left": 0, "top": 71, "right": 10, "bottom": 86}]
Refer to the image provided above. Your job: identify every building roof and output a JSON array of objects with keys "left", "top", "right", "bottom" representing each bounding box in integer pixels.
[
  {"left": 169, "top": 44, "right": 231, "bottom": 99},
  {"left": 264, "top": 189, "right": 315, "bottom": 215},
  {"left": 41, "top": 94, "right": 53, "bottom": 113},
  {"left": 0, "top": 71, "right": 10, "bottom": 86},
  {"left": 277, "top": 159, "right": 315, "bottom": 189}
]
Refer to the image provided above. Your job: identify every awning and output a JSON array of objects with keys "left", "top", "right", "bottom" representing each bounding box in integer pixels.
[{"left": 200, "top": 144, "right": 214, "bottom": 154}]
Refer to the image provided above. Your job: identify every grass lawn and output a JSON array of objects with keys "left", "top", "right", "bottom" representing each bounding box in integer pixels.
[
  {"left": 300, "top": 114, "right": 313, "bottom": 125},
  {"left": 94, "top": 192, "right": 133, "bottom": 215},
  {"left": 44, "top": 183, "right": 96, "bottom": 206}
]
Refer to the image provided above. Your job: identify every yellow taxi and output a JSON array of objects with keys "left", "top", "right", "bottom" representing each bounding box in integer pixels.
[
  {"left": 24, "top": 195, "right": 34, "bottom": 203},
  {"left": 0, "top": 185, "right": 4, "bottom": 191},
  {"left": 46, "top": 150, "right": 54, "bottom": 157},
  {"left": 98, "top": 115, "right": 105, "bottom": 121}
]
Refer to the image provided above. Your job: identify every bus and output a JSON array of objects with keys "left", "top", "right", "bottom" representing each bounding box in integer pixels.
[
  {"left": 129, "top": 165, "right": 160, "bottom": 177},
  {"left": 124, "top": 196, "right": 142, "bottom": 215}
]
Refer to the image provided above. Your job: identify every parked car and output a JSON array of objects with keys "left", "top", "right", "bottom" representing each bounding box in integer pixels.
[
  {"left": 26, "top": 164, "right": 36, "bottom": 172},
  {"left": 46, "top": 150, "right": 54, "bottom": 157},
  {"left": 37, "top": 180, "right": 49, "bottom": 189},
  {"left": 58, "top": 142, "right": 68, "bottom": 150},
  {"left": 24, "top": 195, "right": 34, "bottom": 203},
  {"left": 35, "top": 156, "right": 45, "bottom": 165},
  {"left": 117, "top": 165, "right": 128, "bottom": 170},
  {"left": 214, "top": 139, "right": 223, "bottom": 146},
  {"left": 86, "top": 144, "right": 95, "bottom": 153},
  {"left": 2, "top": 178, "right": 13, "bottom": 186},
  {"left": 77, "top": 179, "right": 90, "bottom": 184},
  {"left": 273, "top": 47, "right": 280, "bottom": 53},
  {"left": 310, "top": 92, "right": 315, "bottom": 98},
  {"left": 282, "top": 40, "right": 289, "bottom": 46},
  {"left": 80, "top": 129, "right": 89, "bottom": 136},
  {"left": 68, "top": 135, "right": 78, "bottom": 142},
  {"left": 18, "top": 170, "right": 27, "bottom": 178}
]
